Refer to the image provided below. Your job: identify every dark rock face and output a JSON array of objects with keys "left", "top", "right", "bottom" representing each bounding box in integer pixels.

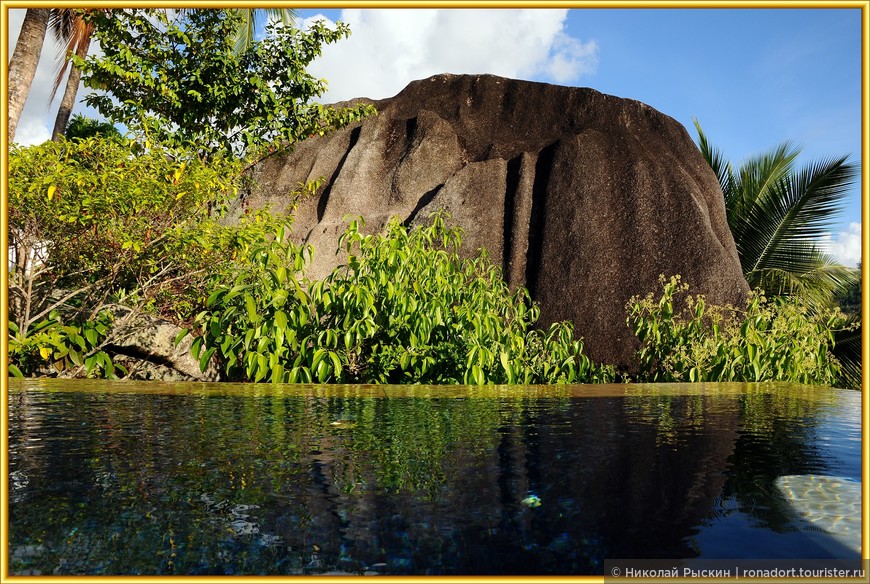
[{"left": 245, "top": 73, "right": 749, "bottom": 370}]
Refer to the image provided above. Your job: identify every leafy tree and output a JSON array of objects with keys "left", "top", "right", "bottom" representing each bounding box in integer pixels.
[
  {"left": 6, "top": 136, "right": 286, "bottom": 377},
  {"left": 47, "top": 8, "right": 299, "bottom": 142},
  {"left": 74, "top": 9, "right": 374, "bottom": 160}
]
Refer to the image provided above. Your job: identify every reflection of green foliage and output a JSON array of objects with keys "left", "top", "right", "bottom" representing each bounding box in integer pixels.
[
  {"left": 627, "top": 394, "right": 707, "bottom": 448},
  {"left": 333, "top": 397, "right": 505, "bottom": 498},
  {"left": 627, "top": 275, "right": 849, "bottom": 385},
  {"left": 9, "top": 381, "right": 855, "bottom": 575},
  {"left": 9, "top": 386, "right": 535, "bottom": 574},
  {"left": 623, "top": 385, "right": 719, "bottom": 449}
]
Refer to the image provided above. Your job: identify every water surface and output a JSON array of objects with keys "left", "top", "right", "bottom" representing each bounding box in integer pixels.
[{"left": 7, "top": 379, "right": 862, "bottom": 575}]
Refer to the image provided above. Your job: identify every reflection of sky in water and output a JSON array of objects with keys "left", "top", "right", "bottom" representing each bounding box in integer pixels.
[
  {"left": 689, "top": 497, "right": 850, "bottom": 558},
  {"left": 811, "top": 392, "right": 861, "bottom": 481},
  {"left": 689, "top": 389, "right": 861, "bottom": 560}
]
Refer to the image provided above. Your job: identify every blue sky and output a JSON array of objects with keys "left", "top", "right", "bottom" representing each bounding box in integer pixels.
[{"left": 9, "top": 6, "right": 863, "bottom": 265}]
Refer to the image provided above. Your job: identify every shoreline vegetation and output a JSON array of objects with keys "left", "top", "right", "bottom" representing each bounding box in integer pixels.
[{"left": 7, "top": 8, "right": 859, "bottom": 389}]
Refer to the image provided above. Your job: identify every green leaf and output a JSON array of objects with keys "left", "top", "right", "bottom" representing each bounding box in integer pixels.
[
  {"left": 174, "top": 328, "right": 190, "bottom": 347},
  {"left": 206, "top": 289, "right": 225, "bottom": 307},
  {"left": 191, "top": 336, "right": 203, "bottom": 360},
  {"left": 274, "top": 310, "right": 288, "bottom": 331},
  {"left": 244, "top": 293, "right": 259, "bottom": 323},
  {"left": 84, "top": 327, "right": 98, "bottom": 347},
  {"left": 499, "top": 351, "right": 510, "bottom": 373},
  {"left": 329, "top": 351, "right": 342, "bottom": 380},
  {"left": 199, "top": 347, "right": 216, "bottom": 372},
  {"left": 271, "top": 362, "right": 284, "bottom": 383}
]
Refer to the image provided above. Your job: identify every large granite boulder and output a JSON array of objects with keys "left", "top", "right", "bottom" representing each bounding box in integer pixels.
[{"left": 244, "top": 73, "right": 750, "bottom": 370}]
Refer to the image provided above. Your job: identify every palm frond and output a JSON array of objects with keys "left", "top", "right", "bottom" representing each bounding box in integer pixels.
[
  {"left": 749, "top": 156, "right": 856, "bottom": 274},
  {"left": 231, "top": 9, "right": 256, "bottom": 55},
  {"left": 231, "top": 8, "right": 297, "bottom": 55},
  {"left": 266, "top": 7, "right": 297, "bottom": 27},
  {"left": 746, "top": 247, "right": 856, "bottom": 307},
  {"left": 735, "top": 141, "right": 800, "bottom": 207},
  {"left": 697, "top": 125, "right": 860, "bottom": 386},
  {"left": 47, "top": 9, "right": 94, "bottom": 105},
  {"left": 693, "top": 118, "right": 734, "bottom": 200}
]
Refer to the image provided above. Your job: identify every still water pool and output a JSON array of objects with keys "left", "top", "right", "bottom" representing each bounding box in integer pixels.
[{"left": 7, "top": 379, "right": 862, "bottom": 575}]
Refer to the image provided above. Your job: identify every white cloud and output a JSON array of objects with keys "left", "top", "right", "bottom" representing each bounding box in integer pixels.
[
  {"left": 302, "top": 9, "right": 598, "bottom": 102},
  {"left": 546, "top": 34, "right": 599, "bottom": 83},
  {"left": 9, "top": 8, "right": 598, "bottom": 143},
  {"left": 819, "top": 222, "right": 862, "bottom": 267}
]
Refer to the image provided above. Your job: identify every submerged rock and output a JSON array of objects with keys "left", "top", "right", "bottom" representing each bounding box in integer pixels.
[
  {"left": 775, "top": 474, "right": 861, "bottom": 555},
  {"left": 246, "top": 73, "right": 750, "bottom": 370}
]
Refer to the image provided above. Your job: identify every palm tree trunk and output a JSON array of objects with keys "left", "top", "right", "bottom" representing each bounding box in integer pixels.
[
  {"left": 8, "top": 9, "right": 50, "bottom": 142},
  {"left": 51, "top": 43, "right": 89, "bottom": 141}
]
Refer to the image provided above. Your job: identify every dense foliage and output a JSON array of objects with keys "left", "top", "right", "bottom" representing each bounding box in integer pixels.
[
  {"left": 627, "top": 275, "right": 849, "bottom": 385},
  {"left": 7, "top": 137, "right": 292, "bottom": 377},
  {"left": 694, "top": 121, "right": 860, "bottom": 389},
  {"left": 64, "top": 113, "right": 123, "bottom": 141},
  {"left": 9, "top": 8, "right": 856, "bottom": 389},
  {"left": 75, "top": 9, "right": 374, "bottom": 159},
  {"left": 186, "top": 215, "right": 615, "bottom": 385}
]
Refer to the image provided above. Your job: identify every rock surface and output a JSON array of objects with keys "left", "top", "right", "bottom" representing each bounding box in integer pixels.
[
  {"left": 108, "top": 311, "right": 220, "bottom": 381},
  {"left": 245, "top": 73, "right": 750, "bottom": 370}
]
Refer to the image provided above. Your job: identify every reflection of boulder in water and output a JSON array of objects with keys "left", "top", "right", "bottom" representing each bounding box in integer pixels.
[{"left": 775, "top": 475, "right": 860, "bottom": 555}]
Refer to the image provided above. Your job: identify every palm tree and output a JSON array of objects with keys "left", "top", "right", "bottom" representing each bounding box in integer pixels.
[
  {"left": 48, "top": 9, "right": 94, "bottom": 141},
  {"left": 12, "top": 8, "right": 298, "bottom": 143},
  {"left": 694, "top": 120, "right": 861, "bottom": 388},
  {"left": 8, "top": 8, "right": 50, "bottom": 142},
  {"left": 229, "top": 8, "right": 297, "bottom": 54},
  {"left": 693, "top": 119, "right": 858, "bottom": 308}
]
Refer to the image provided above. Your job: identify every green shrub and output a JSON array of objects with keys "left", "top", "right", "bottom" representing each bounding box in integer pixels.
[
  {"left": 64, "top": 114, "right": 123, "bottom": 142},
  {"left": 8, "top": 311, "right": 121, "bottom": 378},
  {"left": 188, "top": 214, "right": 614, "bottom": 384},
  {"left": 7, "top": 136, "right": 303, "bottom": 379},
  {"left": 182, "top": 219, "right": 317, "bottom": 382},
  {"left": 627, "top": 275, "right": 850, "bottom": 385},
  {"left": 8, "top": 137, "right": 243, "bottom": 323}
]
